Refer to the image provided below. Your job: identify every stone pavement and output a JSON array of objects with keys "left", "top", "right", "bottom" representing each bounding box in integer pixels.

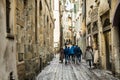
[{"left": 36, "top": 54, "right": 119, "bottom": 80}]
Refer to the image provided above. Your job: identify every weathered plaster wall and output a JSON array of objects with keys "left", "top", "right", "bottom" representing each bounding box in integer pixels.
[{"left": 0, "top": 0, "right": 18, "bottom": 80}]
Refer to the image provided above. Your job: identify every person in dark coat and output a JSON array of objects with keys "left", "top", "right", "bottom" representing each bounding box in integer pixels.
[
  {"left": 69, "top": 44, "right": 75, "bottom": 62},
  {"left": 64, "top": 46, "right": 69, "bottom": 64},
  {"left": 67, "top": 47, "right": 70, "bottom": 63},
  {"left": 77, "top": 45, "right": 82, "bottom": 62},
  {"left": 59, "top": 48, "right": 64, "bottom": 63},
  {"left": 74, "top": 45, "right": 82, "bottom": 63}
]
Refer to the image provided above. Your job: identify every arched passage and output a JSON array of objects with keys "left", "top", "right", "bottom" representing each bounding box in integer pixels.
[{"left": 112, "top": 2, "right": 120, "bottom": 77}]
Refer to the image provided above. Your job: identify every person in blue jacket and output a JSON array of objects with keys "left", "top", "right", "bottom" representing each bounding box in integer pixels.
[{"left": 69, "top": 44, "right": 75, "bottom": 62}]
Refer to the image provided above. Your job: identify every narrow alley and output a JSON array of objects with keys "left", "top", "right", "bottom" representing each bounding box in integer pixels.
[
  {"left": 0, "top": 0, "right": 120, "bottom": 80},
  {"left": 36, "top": 54, "right": 119, "bottom": 80}
]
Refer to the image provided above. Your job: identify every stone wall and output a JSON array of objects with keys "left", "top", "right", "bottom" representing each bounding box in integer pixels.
[
  {"left": 0, "top": 0, "right": 54, "bottom": 80},
  {"left": 85, "top": 0, "right": 120, "bottom": 78},
  {"left": 0, "top": 0, "right": 18, "bottom": 80}
]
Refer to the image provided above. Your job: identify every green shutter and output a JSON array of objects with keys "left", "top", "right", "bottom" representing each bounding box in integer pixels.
[{"left": 74, "top": 4, "right": 76, "bottom": 13}]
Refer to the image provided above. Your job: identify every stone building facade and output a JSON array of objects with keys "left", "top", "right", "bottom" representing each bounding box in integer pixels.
[
  {"left": 38, "top": 0, "right": 54, "bottom": 72},
  {"left": 60, "top": 0, "right": 78, "bottom": 45},
  {"left": 85, "top": 0, "right": 120, "bottom": 78},
  {"left": 0, "top": 0, "right": 54, "bottom": 80},
  {"left": 74, "top": 0, "right": 86, "bottom": 53},
  {"left": 59, "top": 0, "right": 64, "bottom": 48}
]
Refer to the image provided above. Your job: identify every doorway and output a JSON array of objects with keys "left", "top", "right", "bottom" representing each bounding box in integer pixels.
[
  {"left": 93, "top": 34, "right": 98, "bottom": 49},
  {"left": 104, "top": 31, "right": 112, "bottom": 70}
]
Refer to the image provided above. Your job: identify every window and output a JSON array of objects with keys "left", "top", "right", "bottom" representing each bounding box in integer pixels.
[
  {"left": 74, "top": 4, "right": 76, "bottom": 13},
  {"left": 44, "top": 15, "right": 45, "bottom": 27},
  {"left": 9, "top": 72, "right": 14, "bottom": 80},
  {"left": 50, "top": 0, "right": 52, "bottom": 10},
  {"left": 6, "top": 0, "right": 14, "bottom": 39},
  {"left": 87, "top": 23, "right": 91, "bottom": 34},
  {"left": 39, "top": 1, "right": 42, "bottom": 16},
  {"left": 47, "top": 16, "right": 49, "bottom": 23},
  {"left": 24, "top": 0, "right": 28, "bottom": 8},
  {"left": 108, "top": 0, "right": 111, "bottom": 8},
  {"left": 18, "top": 53, "right": 24, "bottom": 62},
  {"left": 50, "top": 24, "right": 52, "bottom": 29},
  {"left": 6, "top": 0, "right": 10, "bottom": 33},
  {"left": 92, "top": 21, "right": 98, "bottom": 32},
  {"left": 103, "top": 18, "right": 110, "bottom": 27},
  {"left": 35, "top": 0, "right": 37, "bottom": 43}
]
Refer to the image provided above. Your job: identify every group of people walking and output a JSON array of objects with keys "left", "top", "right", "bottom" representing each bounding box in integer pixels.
[
  {"left": 59, "top": 44, "right": 83, "bottom": 65},
  {"left": 59, "top": 44, "right": 99, "bottom": 69},
  {"left": 84, "top": 46, "right": 99, "bottom": 69}
]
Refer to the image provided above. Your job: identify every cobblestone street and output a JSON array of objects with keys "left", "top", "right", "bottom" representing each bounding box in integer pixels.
[
  {"left": 1, "top": 0, "right": 120, "bottom": 80},
  {"left": 36, "top": 54, "right": 119, "bottom": 80}
]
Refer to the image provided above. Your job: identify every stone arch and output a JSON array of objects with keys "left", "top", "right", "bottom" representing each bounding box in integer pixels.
[
  {"left": 112, "top": 1, "right": 120, "bottom": 77},
  {"left": 113, "top": 2, "right": 120, "bottom": 27}
]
